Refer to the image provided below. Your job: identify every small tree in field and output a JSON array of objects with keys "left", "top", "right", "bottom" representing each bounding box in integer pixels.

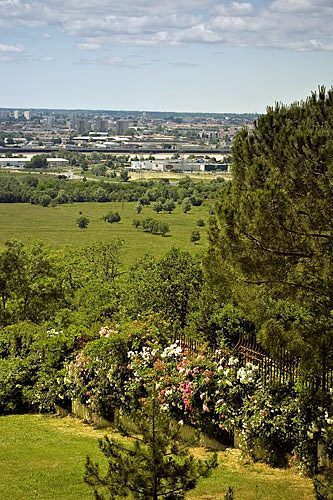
[
  {"left": 182, "top": 198, "right": 191, "bottom": 214},
  {"left": 103, "top": 211, "right": 121, "bottom": 224},
  {"left": 84, "top": 386, "right": 217, "bottom": 500},
  {"left": 77, "top": 215, "right": 89, "bottom": 229},
  {"left": 191, "top": 230, "right": 200, "bottom": 244}
]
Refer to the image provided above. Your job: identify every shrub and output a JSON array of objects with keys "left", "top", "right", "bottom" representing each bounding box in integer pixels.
[
  {"left": 135, "top": 218, "right": 170, "bottom": 236},
  {"left": 103, "top": 211, "right": 121, "bottom": 224},
  {"left": 77, "top": 215, "right": 89, "bottom": 229},
  {"left": 191, "top": 230, "right": 200, "bottom": 243}
]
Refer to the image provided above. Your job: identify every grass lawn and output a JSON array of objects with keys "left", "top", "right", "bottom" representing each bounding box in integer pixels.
[
  {"left": 0, "top": 414, "right": 315, "bottom": 500},
  {"left": 0, "top": 202, "right": 211, "bottom": 266}
]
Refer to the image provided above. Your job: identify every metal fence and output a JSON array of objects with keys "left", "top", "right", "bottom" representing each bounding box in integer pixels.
[{"left": 175, "top": 333, "right": 332, "bottom": 391}]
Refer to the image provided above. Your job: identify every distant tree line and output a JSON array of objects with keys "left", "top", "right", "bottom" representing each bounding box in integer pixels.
[{"left": 0, "top": 174, "right": 225, "bottom": 207}]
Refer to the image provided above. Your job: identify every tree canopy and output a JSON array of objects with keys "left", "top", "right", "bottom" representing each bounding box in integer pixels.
[{"left": 205, "top": 87, "right": 333, "bottom": 374}]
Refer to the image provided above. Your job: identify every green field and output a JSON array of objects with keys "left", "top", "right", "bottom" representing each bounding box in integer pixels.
[
  {"left": 0, "top": 414, "right": 315, "bottom": 500},
  {"left": 0, "top": 202, "right": 211, "bottom": 265}
]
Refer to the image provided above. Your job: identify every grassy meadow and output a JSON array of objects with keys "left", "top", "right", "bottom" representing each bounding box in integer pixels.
[
  {"left": 0, "top": 201, "right": 211, "bottom": 265},
  {"left": 0, "top": 414, "right": 315, "bottom": 500}
]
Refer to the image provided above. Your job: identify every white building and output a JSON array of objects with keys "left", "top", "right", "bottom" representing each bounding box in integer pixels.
[
  {"left": 130, "top": 159, "right": 205, "bottom": 173},
  {"left": 46, "top": 158, "right": 69, "bottom": 167},
  {"left": 0, "top": 158, "right": 31, "bottom": 168}
]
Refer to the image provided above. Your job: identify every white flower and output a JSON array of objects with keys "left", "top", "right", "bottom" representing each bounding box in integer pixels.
[{"left": 161, "top": 343, "right": 183, "bottom": 358}]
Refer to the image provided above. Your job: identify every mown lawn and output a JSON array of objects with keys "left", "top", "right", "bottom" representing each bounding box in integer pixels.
[
  {"left": 0, "top": 414, "right": 315, "bottom": 500},
  {"left": 0, "top": 202, "right": 211, "bottom": 266}
]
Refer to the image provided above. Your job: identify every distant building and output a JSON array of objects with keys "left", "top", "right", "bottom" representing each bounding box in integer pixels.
[
  {"left": 0, "top": 110, "right": 10, "bottom": 119},
  {"left": 130, "top": 159, "right": 205, "bottom": 173},
  {"left": 130, "top": 159, "right": 230, "bottom": 173},
  {"left": 76, "top": 119, "right": 91, "bottom": 134},
  {"left": 24, "top": 110, "right": 32, "bottom": 120},
  {"left": 96, "top": 119, "right": 109, "bottom": 132},
  {"left": 116, "top": 119, "right": 129, "bottom": 135},
  {"left": 0, "top": 158, "right": 31, "bottom": 168},
  {"left": 46, "top": 115, "right": 55, "bottom": 126},
  {"left": 46, "top": 158, "right": 69, "bottom": 167},
  {"left": 13, "top": 110, "right": 20, "bottom": 119}
]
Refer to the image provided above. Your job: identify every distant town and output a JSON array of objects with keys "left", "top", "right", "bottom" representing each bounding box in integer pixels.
[{"left": 0, "top": 108, "right": 257, "bottom": 155}]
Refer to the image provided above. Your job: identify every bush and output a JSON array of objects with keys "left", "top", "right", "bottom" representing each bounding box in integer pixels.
[
  {"left": 77, "top": 215, "right": 89, "bottom": 229},
  {"left": 103, "top": 211, "right": 121, "bottom": 224},
  {"left": 191, "top": 230, "right": 200, "bottom": 243},
  {"left": 0, "top": 357, "right": 36, "bottom": 414},
  {"left": 135, "top": 218, "right": 170, "bottom": 236}
]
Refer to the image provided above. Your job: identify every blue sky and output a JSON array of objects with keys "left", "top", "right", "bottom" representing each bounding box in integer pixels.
[{"left": 0, "top": 0, "right": 332, "bottom": 113}]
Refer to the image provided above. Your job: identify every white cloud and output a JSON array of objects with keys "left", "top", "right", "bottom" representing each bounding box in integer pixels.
[
  {"left": 39, "top": 56, "right": 55, "bottom": 62},
  {"left": 42, "top": 32, "right": 51, "bottom": 39},
  {"left": 76, "top": 56, "right": 124, "bottom": 65},
  {"left": 0, "top": 55, "right": 14, "bottom": 62},
  {"left": 0, "top": 43, "right": 24, "bottom": 52},
  {"left": 0, "top": 0, "right": 332, "bottom": 51},
  {"left": 77, "top": 42, "right": 101, "bottom": 50},
  {"left": 170, "top": 61, "right": 198, "bottom": 67}
]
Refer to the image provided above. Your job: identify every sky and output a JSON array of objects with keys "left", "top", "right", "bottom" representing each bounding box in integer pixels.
[{"left": 0, "top": 0, "right": 332, "bottom": 113}]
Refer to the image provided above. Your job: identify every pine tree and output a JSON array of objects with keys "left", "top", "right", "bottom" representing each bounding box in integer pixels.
[
  {"left": 84, "top": 385, "right": 217, "bottom": 500},
  {"left": 205, "top": 87, "right": 333, "bottom": 374}
]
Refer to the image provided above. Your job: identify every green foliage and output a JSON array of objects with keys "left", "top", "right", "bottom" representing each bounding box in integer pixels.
[
  {"left": 224, "top": 487, "right": 235, "bottom": 500},
  {"left": 136, "top": 218, "right": 170, "bottom": 236},
  {"left": 182, "top": 198, "right": 191, "bottom": 214},
  {"left": 190, "top": 301, "right": 255, "bottom": 349},
  {"left": 163, "top": 199, "right": 176, "bottom": 213},
  {"left": 91, "top": 165, "right": 107, "bottom": 177},
  {"left": 0, "top": 357, "right": 34, "bottom": 414},
  {"left": 0, "top": 241, "right": 65, "bottom": 325},
  {"left": 191, "top": 230, "right": 200, "bottom": 243},
  {"left": 0, "top": 172, "right": 219, "bottom": 206},
  {"left": 0, "top": 322, "right": 86, "bottom": 413},
  {"left": 103, "top": 211, "right": 121, "bottom": 224},
  {"left": 235, "top": 384, "right": 299, "bottom": 467},
  {"left": 29, "top": 154, "right": 48, "bottom": 169},
  {"left": 122, "top": 249, "right": 203, "bottom": 331},
  {"left": 313, "top": 473, "right": 333, "bottom": 500},
  {"left": 120, "top": 170, "right": 130, "bottom": 182},
  {"left": 84, "top": 385, "right": 218, "bottom": 500},
  {"left": 77, "top": 215, "right": 89, "bottom": 228},
  {"left": 205, "top": 87, "right": 333, "bottom": 373}
]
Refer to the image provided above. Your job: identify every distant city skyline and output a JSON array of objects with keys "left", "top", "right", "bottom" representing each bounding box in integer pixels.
[{"left": 0, "top": 0, "right": 332, "bottom": 114}]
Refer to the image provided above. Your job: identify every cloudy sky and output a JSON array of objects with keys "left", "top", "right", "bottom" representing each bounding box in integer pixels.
[{"left": 0, "top": 0, "right": 332, "bottom": 112}]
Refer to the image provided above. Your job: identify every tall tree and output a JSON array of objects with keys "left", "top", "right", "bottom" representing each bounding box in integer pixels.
[
  {"left": 84, "top": 384, "right": 217, "bottom": 500},
  {"left": 0, "top": 241, "right": 64, "bottom": 325},
  {"left": 205, "top": 87, "right": 333, "bottom": 375}
]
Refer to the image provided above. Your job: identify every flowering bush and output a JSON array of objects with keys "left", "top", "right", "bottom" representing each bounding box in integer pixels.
[
  {"left": 65, "top": 320, "right": 333, "bottom": 475},
  {"left": 66, "top": 320, "right": 172, "bottom": 422}
]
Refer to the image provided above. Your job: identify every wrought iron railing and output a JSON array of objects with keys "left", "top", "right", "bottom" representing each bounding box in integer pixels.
[{"left": 174, "top": 333, "right": 332, "bottom": 391}]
